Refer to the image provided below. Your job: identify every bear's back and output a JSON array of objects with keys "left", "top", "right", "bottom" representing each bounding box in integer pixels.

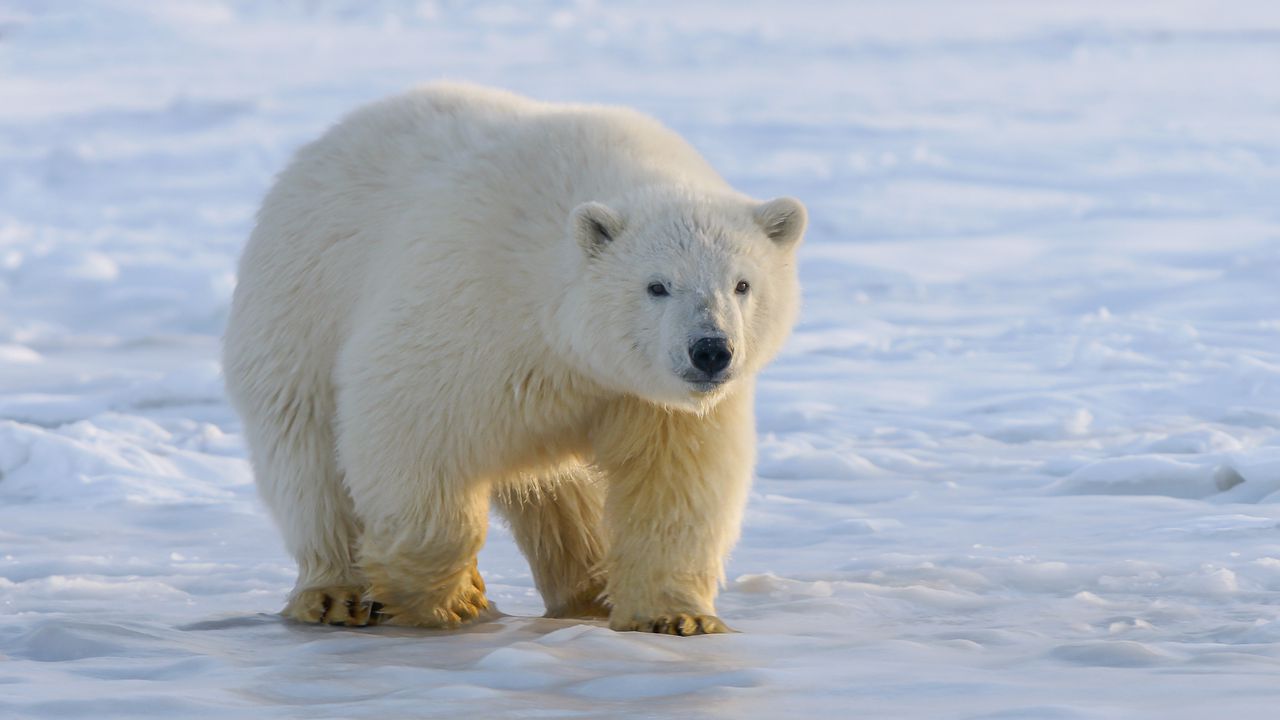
[
  {"left": 229, "top": 84, "right": 730, "bottom": 391},
  {"left": 314, "top": 82, "right": 726, "bottom": 209},
  {"left": 285, "top": 83, "right": 730, "bottom": 310}
]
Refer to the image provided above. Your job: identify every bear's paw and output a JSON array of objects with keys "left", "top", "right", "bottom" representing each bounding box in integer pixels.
[
  {"left": 283, "top": 585, "right": 375, "bottom": 626},
  {"left": 611, "top": 613, "right": 732, "bottom": 636},
  {"left": 372, "top": 564, "right": 491, "bottom": 629}
]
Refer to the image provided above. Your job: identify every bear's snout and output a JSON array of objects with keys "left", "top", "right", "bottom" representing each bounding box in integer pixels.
[{"left": 688, "top": 337, "right": 732, "bottom": 377}]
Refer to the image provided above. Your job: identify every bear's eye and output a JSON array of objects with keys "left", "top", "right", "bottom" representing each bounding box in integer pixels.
[
  {"left": 735, "top": 280, "right": 750, "bottom": 295},
  {"left": 647, "top": 282, "right": 669, "bottom": 298}
]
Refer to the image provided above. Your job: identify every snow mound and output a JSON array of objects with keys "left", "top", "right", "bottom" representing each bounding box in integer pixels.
[{"left": 1051, "top": 451, "right": 1280, "bottom": 502}]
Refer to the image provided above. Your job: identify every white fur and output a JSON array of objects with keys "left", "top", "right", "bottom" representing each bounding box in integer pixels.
[{"left": 222, "top": 83, "right": 805, "bottom": 633}]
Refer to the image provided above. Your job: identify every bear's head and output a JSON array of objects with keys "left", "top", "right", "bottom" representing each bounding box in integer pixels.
[{"left": 558, "top": 188, "right": 806, "bottom": 412}]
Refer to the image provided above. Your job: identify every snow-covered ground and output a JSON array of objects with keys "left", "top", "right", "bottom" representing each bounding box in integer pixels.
[{"left": 3, "top": 1, "right": 1280, "bottom": 717}]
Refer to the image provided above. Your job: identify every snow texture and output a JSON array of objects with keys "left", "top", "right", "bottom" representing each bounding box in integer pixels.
[{"left": 2, "top": 1, "right": 1280, "bottom": 718}]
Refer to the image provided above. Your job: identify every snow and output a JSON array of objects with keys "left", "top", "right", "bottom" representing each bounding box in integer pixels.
[{"left": 2, "top": 1, "right": 1280, "bottom": 717}]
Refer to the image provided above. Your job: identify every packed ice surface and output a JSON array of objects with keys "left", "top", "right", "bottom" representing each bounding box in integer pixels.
[{"left": 2, "top": 1, "right": 1280, "bottom": 717}]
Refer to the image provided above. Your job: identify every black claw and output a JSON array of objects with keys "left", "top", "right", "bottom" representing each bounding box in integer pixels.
[
  {"left": 348, "top": 603, "right": 365, "bottom": 626},
  {"left": 319, "top": 594, "right": 333, "bottom": 622}
]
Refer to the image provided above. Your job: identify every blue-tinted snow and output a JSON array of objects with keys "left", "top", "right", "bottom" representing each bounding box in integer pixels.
[{"left": 2, "top": 2, "right": 1279, "bottom": 717}]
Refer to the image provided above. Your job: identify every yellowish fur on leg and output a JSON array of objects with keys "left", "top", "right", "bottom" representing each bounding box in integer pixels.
[
  {"left": 364, "top": 557, "right": 489, "bottom": 629},
  {"left": 347, "top": 465, "right": 492, "bottom": 628},
  {"left": 594, "top": 390, "right": 756, "bottom": 635}
]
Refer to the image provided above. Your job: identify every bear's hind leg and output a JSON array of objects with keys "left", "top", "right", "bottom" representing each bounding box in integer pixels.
[{"left": 494, "top": 465, "right": 608, "bottom": 619}]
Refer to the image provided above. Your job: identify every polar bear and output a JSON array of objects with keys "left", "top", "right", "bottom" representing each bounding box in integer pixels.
[{"left": 223, "top": 83, "right": 805, "bottom": 635}]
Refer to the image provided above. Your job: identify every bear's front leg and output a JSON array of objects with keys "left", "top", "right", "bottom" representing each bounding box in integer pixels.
[
  {"left": 335, "top": 343, "right": 493, "bottom": 629},
  {"left": 339, "top": 473, "right": 492, "bottom": 628},
  {"left": 593, "top": 390, "right": 755, "bottom": 635},
  {"left": 350, "top": 483, "right": 491, "bottom": 628}
]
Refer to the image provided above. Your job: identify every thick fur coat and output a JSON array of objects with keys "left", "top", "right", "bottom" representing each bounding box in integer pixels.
[{"left": 223, "top": 83, "right": 805, "bottom": 634}]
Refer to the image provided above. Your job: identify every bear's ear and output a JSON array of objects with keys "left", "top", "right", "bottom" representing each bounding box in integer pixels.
[
  {"left": 572, "top": 202, "right": 624, "bottom": 257},
  {"left": 753, "top": 197, "right": 807, "bottom": 249}
]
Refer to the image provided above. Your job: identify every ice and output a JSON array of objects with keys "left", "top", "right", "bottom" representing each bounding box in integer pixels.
[
  {"left": 1050, "top": 639, "right": 1177, "bottom": 668},
  {"left": 3, "top": 0, "right": 1280, "bottom": 717}
]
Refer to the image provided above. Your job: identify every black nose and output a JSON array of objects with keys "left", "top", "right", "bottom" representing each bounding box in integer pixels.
[{"left": 689, "top": 337, "right": 732, "bottom": 375}]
